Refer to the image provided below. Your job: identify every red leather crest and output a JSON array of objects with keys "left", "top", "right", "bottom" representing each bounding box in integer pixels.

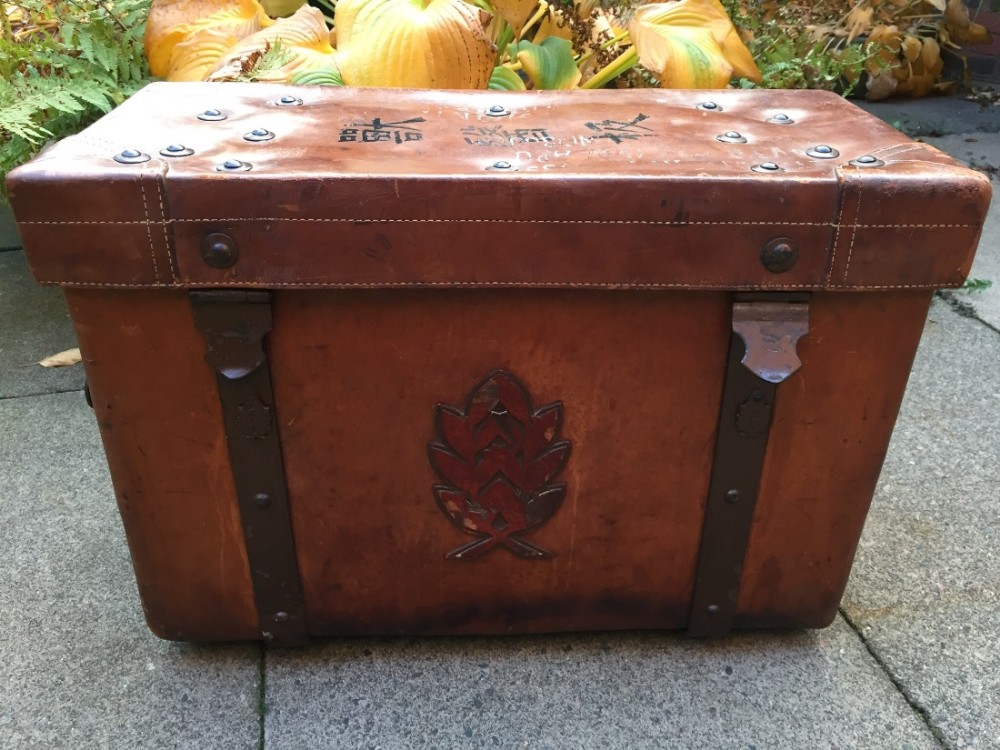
[{"left": 429, "top": 370, "right": 571, "bottom": 560}]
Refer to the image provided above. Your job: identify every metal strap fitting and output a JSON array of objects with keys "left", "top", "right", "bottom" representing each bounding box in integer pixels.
[
  {"left": 687, "top": 293, "right": 810, "bottom": 637},
  {"left": 190, "top": 290, "right": 308, "bottom": 647}
]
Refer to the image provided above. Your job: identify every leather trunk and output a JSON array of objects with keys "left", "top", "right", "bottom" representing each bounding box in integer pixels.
[{"left": 7, "top": 83, "right": 992, "bottom": 644}]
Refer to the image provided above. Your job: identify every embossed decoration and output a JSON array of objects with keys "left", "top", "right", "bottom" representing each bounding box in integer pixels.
[
  {"left": 429, "top": 370, "right": 571, "bottom": 561},
  {"left": 735, "top": 389, "right": 771, "bottom": 438}
]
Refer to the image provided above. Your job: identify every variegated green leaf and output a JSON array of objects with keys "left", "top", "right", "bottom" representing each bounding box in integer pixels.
[
  {"left": 509, "top": 37, "right": 580, "bottom": 90},
  {"left": 489, "top": 65, "right": 527, "bottom": 90},
  {"left": 289, "top": 66, "right": 345, "bottom": 86}
]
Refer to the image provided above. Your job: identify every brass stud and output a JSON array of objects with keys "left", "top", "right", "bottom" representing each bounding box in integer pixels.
[
  {"left": 197, "top": 109, "right": 227, "bottom": 121},
  {"left": 159, "top": 144, "right": 194, "bottom": 157},
  {"left": 849, "top": 155, "right": 884, "bottom": 168},
  {"left": 243, "top": 128, "right": 275, "bottom": 142},
  {"left": 767, "top": 113, "right": 794, "bottom": 124},
  {"left": 806, "top": 144, "right": 839, "bottom": 159},
  {"left": 113, "top": 149, "right": 150, "bottom": 164},
  {"left": 216, "top": 159, "right": 252, "bottom": 172}
]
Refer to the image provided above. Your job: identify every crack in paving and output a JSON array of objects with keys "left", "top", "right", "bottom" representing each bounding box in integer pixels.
[
  {"left": 935, "top": 290, "right": 1000, "bottom": 336},
  {"left": 0, "top": 387, "right": 85, "bottom": 402},
  {"left": 840, "top": 608, "right": 952, "bottom": 750},
  {"left": 257, "top": 643, "right": 267, "bottom": 750}
]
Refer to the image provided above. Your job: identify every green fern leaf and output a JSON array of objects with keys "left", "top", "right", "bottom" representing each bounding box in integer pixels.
[{"left": 73, "top": 84, "right": 114, "bottom": 113}]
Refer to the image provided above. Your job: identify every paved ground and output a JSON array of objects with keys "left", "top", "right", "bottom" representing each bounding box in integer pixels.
[{"left": 0, "top": 96, "right": 997, "bottom": 749}]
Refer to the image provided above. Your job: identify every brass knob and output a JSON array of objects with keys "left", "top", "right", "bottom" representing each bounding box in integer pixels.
[
  {"left": 760, "top": 237, "right": 798, "bottom": 274},
  {"left": 200, "top": 232, "right": 239, "bottom": 268}
]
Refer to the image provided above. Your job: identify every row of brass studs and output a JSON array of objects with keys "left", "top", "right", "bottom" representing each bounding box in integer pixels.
[{"left": 110, "top": 98, "right": 886, "bottom": 172}]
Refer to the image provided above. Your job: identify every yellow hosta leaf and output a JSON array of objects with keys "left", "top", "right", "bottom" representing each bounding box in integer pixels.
[
  {"left": 630, "top": 0, "right": 760, "bottom": 88},
  {"left": 491, "top": 0, "right": 537, "bottom": 32},
  {"left": 633, "top": 23, "right": 733, "bottom": 88},
  {"left": 208, "top": 5, "right": 336, "bottom": 81},
  {"left": 144, "top": 0, "right": 271, "bottom": 78},
  {"left": 336, "top": 0, "right": 495, "bottom": 89},
  {"left": 208, "top": 7, "right": 337, "bottom": 81},
  {"left": 170, "top": 26, "right": 247, "bottom": 81}
]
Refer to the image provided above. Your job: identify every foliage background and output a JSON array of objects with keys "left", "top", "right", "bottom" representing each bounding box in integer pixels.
[{"left": 0, "top": 0, "right": 153, "bottom": 202}]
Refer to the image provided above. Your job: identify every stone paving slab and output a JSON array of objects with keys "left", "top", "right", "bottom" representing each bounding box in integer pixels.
[
  {"left": 843, "top": 298, "right": 1000, "bottom": 750},
  {"left": 265, "top": 618, "right": 940, "bottom": 750},
  {"left": 0, "top": 250, "right": 82, "bottom": 399},
  {"left": 858, "top": 88, "right": 1000, "bottom": 137},
  {"left": 0, "top": 206, "right": 21, "bottom": 250},
  {"left": 0, "top": 391, "right": 260, "bottom": 750}
]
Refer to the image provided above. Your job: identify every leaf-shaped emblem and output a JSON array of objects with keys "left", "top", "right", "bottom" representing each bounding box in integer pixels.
[{"left": 429, "top": 370, "right": 571, "bottom": 560}]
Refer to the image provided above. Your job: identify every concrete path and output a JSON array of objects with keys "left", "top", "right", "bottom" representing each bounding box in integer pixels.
[{"left": 0, "top": 100, "right": 997, "bottom": 749}]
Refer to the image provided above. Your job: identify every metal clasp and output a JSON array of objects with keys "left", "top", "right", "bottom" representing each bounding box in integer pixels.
[{"left": 731, "top": 295, "right": 810, "bottom": 384}]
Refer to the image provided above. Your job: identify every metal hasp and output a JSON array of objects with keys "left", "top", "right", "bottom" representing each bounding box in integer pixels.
[
  {"left": 190, "top": 290, "right": 308, "bottom": 647},
  {"left": 688, "top": 293, "right": 810, "bottom": 637}
]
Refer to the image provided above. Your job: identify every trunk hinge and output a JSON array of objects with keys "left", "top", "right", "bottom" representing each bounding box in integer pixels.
[
  {"left": 190, "top": 290, "right": 308, "bottom": 647},
  {"left": 688, "top": 293, "right": 810, "bottom": 637}
]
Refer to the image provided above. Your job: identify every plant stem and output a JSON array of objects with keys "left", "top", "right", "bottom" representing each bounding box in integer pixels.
[
  {"left": 576, "top": 29, "right": 630, "bottom": 67},
  {"left": 581, "top": 45, "right": 637, "bottom": 89},
  {"left": 518, "top": 0, "right": 548, "bottom": 41},
  {"left": 495, "top": 20, "right": 514, "bottom": 65}
]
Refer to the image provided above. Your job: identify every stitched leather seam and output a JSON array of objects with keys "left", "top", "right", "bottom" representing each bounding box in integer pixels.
[
  {"left": 154, "top": 175, "right": 178, "bottom": 283},
  {"left": 39, "top": 279, "right": 949, "bottom": 290},
  {"left": 826, "top": 170, "right": 848, "bottom": 285},
  {"left": 15, "top": 219, "right": 981, "bottom": 229},
  {"left": 139, "top": 184, "right": 160, "bottom": 284},
  {"left": 873, "top": 144, "right": 928, "bottom": 158},
  {"left": 843, "top": 170, "right": 864, "bottom": 283}
]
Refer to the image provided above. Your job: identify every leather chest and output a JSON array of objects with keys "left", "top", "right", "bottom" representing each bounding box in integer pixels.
[{"left": 7, "top": 82, "right": 992, "bottom": 644}]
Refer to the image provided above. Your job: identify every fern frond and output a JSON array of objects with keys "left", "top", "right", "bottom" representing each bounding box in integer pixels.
[{"left": 0, "top": 0, "right": 154, "bottom": 203}]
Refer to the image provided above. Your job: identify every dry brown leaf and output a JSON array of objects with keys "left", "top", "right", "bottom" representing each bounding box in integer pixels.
[
  {"left": 945, "top": 0, "right": 993, "bottom": 45},
  {"left": 846, "top": 4, "right": 874, "bottom": 44},
  {"left": 902, "top": 35, "right": 921, "bottom": 62},
  {"left": 38, "top": 348, "right": 82, "bottom": 368},
  {"left": 865, "top": 68, "right": 899, "bottom": 100},
  {"left": 945, "top": 0, "right": 970, "bottom": 29},
  {"left": 921, "top": 36, "right": 943, "bottom": 74}
]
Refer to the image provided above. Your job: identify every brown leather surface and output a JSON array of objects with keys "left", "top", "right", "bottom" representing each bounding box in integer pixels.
[
  {"left": 60, "top": 286, "right": 932, "bottom": 638},
  {"left": 737, "top": 289, "right": 932, "bottom": 627},
  {"left": 8, "top": 82, "right": 991, "bottom": 291},
  {"left": 263, "top": 289, "right": 924, "bottom": 635},
  {"left": 66, "top": 289, "right": 258, "bottom": 641},
  {"left": 269, "top": 290, "right": 728, "bottom": 634},
  {"left": 19, "top": 83, "right": 965, "bottom": 640}
]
